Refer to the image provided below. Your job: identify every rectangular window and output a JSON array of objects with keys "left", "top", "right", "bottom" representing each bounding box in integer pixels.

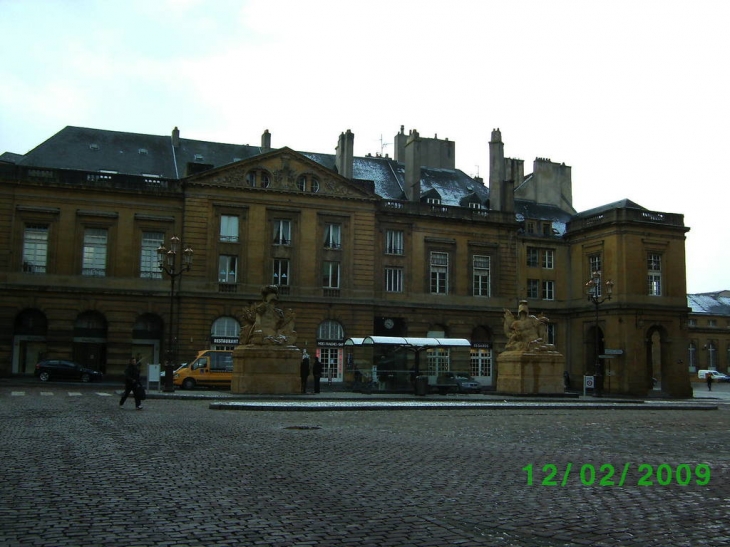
[
  {"left": 273, "top": 219, "right": 291, "bottom": 245},
  {"left": 542, "top": 249, "right": 554, "bottom": 269},
  {"left": 542, "top": 280, "right": 555, "bottom": 300},
  {"left": 648, "top": 253, "right": 662, "bottom": 296},
  {"left": 22, "top": 224, "right": 49, "bottom": 273},
  {"left": 140, "top": 231, "right": 164, "bottom": 279},
  {"left": 527, "top": 279, "right": 539, "bottom": 299},
  {"left": 82, "top": 228, "right": 107, "bottom": 277},
  {"left": 386, "top": 230, "right": 404, "bottom": 255},
  {"left": 218, "top": 255, "right": 237, "bottom": 283},
  {"left": 426, "top": 348, "right": 450, "bottom": 376},
  {"left": 273, "top": 259, "right": 290, "bottom": 287},
  {"left": 430, "top": 252, "right": 448, "bottom": 294},
  {"left": 220, "top": 215, "right": 239, "bottom": 243},
  {"left": 323, "top": 261, "right": 340, "bottom": 289},
  {"left": 385, "top": 267, "right": 403, "bottom": 293},
  {"left": 527, "top": 247, "right": 539, "bottom": 267},
  {"left": 547, "top": 323, "right": 556, "bottom": 345},
  {"left": 473, "top": 255, "right": 491, "bottom": 297},
  {"left": 324, "top": 223, "right": 341, "bottom": 249},
  {"left": 589, "top": 254, "right": 602, "bottom": 297}
]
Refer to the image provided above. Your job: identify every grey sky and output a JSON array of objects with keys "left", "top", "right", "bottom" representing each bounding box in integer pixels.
[{"left": 1, "top": 0, "right": 727, "bottom": 292}]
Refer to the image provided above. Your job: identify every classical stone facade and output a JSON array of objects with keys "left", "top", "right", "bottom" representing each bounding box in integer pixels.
[{"left": 0, "top": 125, "right": 694, "bottom": 396}]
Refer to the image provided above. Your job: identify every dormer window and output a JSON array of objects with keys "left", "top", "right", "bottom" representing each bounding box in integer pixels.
[
  {"left": 194, "top": 154, "right": 204, "bottom": 163},
  {"left": 89, "top": 144, "right": 100, "bottom": 151}
]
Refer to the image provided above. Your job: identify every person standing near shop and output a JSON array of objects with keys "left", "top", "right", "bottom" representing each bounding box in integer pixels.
[
  {"left": 300, "top": 351, "right": 310, "bottom": 394},
  {"left": 313, "top": 356, "right": 323, "bottom": 394},
  {"left": 119, "top": 357, "right": 143, "bottom": 410},
  {"left": 707, "top": 371, "right": 714, "bottom": 391}
]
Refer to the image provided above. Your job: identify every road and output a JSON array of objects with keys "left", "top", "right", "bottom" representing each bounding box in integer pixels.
[{"left": 1, "top": 381, "right": 729, "bottom": 546}]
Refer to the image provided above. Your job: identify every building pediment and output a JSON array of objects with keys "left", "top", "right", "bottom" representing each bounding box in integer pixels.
[{"left": 185, "top": 147, "right": 376, "bottom": 200}]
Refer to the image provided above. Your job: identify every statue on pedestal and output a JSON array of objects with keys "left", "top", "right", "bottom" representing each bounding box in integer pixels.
[
  {"left": 241, "top": 285, "right": 297, "bottom": 346},
  {"left": 502, "top": 300, "right": 550, "bottom": 352}
]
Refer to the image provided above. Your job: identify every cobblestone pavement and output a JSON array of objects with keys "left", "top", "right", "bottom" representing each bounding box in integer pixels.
[{"left": 1, "top": 382, "right": 729, "bottom": 546}]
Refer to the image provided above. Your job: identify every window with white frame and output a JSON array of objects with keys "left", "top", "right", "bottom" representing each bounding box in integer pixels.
[
  {"left": 688, "top": 342, "right": 697, "bottom": 371},
  {"left": 527, "top": 247, "right": 539, "bottom": 267},
  {"left": 708, "top": 342, "right": 717, "bottom": 369},
  {"left": 322, "top": 261, "right": 340, "bottom": 289},
  {"left": 22, "top": 224, "right": 49, "bottom": 273},
  {"left": 589, "top": 254, "right": 602, "bottom": 297},
  {"left": 527, "top": 279, "right": 539, "bottom": 299},
  {"left": 273, "top": 219, "right": 291, "bottom": 245},
  {"left": 386, "top": 230, "right": 404, "bottom": 255},
  {"left": 82, "top": 228, "right": 108, "bottom": 277},
  {"left": 473, "top": 255, "right": 491, "bottom": 297},
  {"left": 542, "top": 280, "right": 555, "bottom": 300},
  {"left": 426, "top": 348, "right": 450, "bottom": 376},
  {"left": 430, "top": 252, "right": 448, "bottom": 294},
  {"left": 542, "top": 249, "right": 554, "bottom": 269},
  {"left": 218, "top": 255, "right": 237, "bottom": 283},
  {"left": 220, "top": 215, "right": 239, "bottom": 242},
  {"left": 273, "top": 259, "right": 290, "bottom": 287},
  {"left": 324, "top": 223, "right": 341, "bottom": 249},
  {"left": 385, "top": 267, "right": 403, "bottom": 293},
  {"left": 647, "top": 253, "right": 662, "bottom": 296},
  {"left": 140, "top": 231, "right": 164, "bottom": 279},
  {"left": 470, "top": 348, "right": 492, "bottom": 378}
]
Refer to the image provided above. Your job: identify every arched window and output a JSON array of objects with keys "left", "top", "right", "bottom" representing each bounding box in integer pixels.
[
  {"left": 211, "top": 317, "right": 241, "bottom": 350},
  {"left": 297, "top": 174, "right": 320, "bottom": 193}
]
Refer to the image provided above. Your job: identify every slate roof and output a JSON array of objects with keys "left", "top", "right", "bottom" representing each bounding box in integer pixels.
[
  {"left": 572, "top": 199, "right": 646, "bottom": 218},
  {"left": 4, "top": 125, "right": 638, "bottom": 225},
  {"left": 688, "top": 292, "right": 730, "bottom": 316}
]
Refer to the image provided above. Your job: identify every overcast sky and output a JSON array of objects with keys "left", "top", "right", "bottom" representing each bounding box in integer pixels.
[{"left": 1, "top": 0, "right": 727, "bottom": 294}]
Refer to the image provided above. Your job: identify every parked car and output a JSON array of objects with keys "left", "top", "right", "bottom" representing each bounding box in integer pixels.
[
  {"left": 34, "top": 359, "right": 104, "bottom": 383},
  {"left": 433, "top": 371, "right": 483, "bottom": 394}
]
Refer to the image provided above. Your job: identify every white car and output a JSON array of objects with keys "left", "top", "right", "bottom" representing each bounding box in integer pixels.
[{"left": 698, "top": 370, "right": 730, "bottom": 382}]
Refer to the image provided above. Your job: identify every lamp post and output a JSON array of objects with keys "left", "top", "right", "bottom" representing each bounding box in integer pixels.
[
  {"left": 586, "top": 271, "right": 614, "bottom": 397},
  {"left": 157, "top": 236, "right": 193, "bottom": 393}
]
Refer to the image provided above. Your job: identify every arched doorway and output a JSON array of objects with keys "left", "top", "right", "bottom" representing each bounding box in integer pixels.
[
  {"left": 317, "top": 320, "right": 345, "bottom": 382},
  {"left": 470, "top": 325, "right": 493, "bottom": 386},
  {"left": 73, "top": 311, "right": 107, "bottom": 372},
  {"left": 13, "top": 309, "right": 48, "bottom": 375}
]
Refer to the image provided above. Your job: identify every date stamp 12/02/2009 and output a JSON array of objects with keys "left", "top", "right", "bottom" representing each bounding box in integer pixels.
[{"left": 522, "top": 463, "right": 711, "bottom": 487}]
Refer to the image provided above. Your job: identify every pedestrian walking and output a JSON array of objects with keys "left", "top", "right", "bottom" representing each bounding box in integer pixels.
[
  {"left": 313, "top": 356, "right": 323, "bottom": 394},
  {"left": 119, "top": 357, "right": 143, "bottom": 410},
  {"left": 300, "top": 350, "right": 310, "bottom": 394},
  {"left": 707, "top": 372, "right": 713, "bottom": 391}
]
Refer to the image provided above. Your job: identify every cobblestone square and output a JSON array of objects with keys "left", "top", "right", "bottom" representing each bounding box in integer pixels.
[{"left": 1, "top": 383, "right": 729, "bottom": 546}]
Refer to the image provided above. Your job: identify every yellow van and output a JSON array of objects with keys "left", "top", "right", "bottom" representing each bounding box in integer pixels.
[{"left": 174, "top": 350, "right": 233, "bottom": 390}]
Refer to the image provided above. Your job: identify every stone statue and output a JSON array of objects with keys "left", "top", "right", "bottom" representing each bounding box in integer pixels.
[
  {"left": 241, "top": 285, "right": 297, "bottom": 346},
  {"left": 503, "top": 300, "right": 550, "bottom": 352}
]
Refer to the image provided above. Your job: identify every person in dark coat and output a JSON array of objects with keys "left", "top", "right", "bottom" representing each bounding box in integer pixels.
[
  {"left": 707, "top": 372, "right": 713, "bottom": 391},
  {"left": 119, "top": 357, "right": 143, "bottom": 410},
  {"left": 300, "top": 351, "right": 310, "bottom": 394},
  {"left": 313, "top": 356, "right": 323, "bottom": 394}
]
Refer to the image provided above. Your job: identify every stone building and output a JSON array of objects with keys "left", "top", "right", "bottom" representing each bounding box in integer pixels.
[
  {"left": 687, "top": 292, "right": 730, "bottom": 377},
  {"left": 0, "top": 124, "right": 693, "bottom": 396}
]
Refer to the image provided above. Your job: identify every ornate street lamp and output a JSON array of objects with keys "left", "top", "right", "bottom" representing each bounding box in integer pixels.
[
  {"left": 586, "top": 271, "right": 614, "bottom": 397},
  {"left": 157, "top": 236, "right": 193, "bottom": 392}
]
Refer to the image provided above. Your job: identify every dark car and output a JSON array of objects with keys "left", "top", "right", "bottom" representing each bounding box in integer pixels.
[{"left": 34, "top": 359, "right": 104, "bottom": 383}]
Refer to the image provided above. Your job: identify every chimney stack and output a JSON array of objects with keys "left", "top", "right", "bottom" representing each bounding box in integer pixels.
[
  {"left": 172, "top": 126, "right": 180, "bottom": 148},
  {"left": 489, "top": 128, "right": 505, "bottom": 211},
  {"left": 405, "top": 129, "right": 422, "bottom": 202},
  {"left": 261, "top": 129, "right": 271, "bottom": 153},
  {"left": 335, "top": 129, "right": 354, "bottom": 179}
]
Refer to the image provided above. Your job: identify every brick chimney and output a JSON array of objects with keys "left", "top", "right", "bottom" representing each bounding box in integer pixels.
[{"left": 335, "top": 129, "right": 354, "bottom": 179}]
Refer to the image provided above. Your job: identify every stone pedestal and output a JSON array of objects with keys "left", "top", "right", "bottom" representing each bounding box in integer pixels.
[
  {"left": 497, "top": 349, "right": 565, "bottom": 394},
  {"left": 232, "top": 345, "right": 301, "bottom": 394}
]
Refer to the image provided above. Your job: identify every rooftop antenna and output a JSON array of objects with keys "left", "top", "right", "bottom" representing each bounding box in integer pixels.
[{"left": 379, "top": 134, "right": 392, "bottom": 157}]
